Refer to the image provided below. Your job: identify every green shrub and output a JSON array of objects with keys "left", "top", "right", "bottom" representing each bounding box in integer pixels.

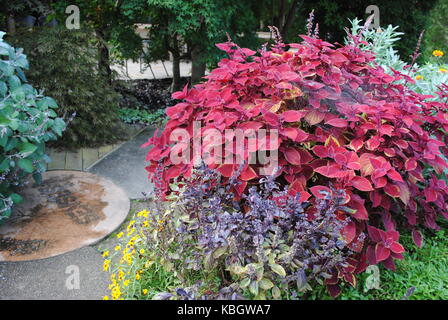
[
  {"left": 0, "top": 31, "right": 65, "bottom": 222},
  {"left": 9, "top": 27, "right": 124, "bottom": 149},
  {"left": 118, "top": 108, "right": 167, "bottom": 127},
  {"left": 347, "top": 18, "right": 448, "bottom": 99}
]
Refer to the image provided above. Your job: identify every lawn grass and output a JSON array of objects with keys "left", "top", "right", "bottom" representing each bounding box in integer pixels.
[{"left": 308, "top": 229, "right": 448, "bottom": 300}]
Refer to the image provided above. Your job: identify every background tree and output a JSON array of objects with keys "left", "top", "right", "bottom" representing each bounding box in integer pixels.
[
  {"left": 145, "top": 0, "right": 259, "bottom": 91},
  {"left": 52, "top": 0, "right": 149, "bottom": 82},
  {"left": 423, "top": 0, "right": 448, "bottom": 63},
  {"left": 256, "top": 0, "right": 438, "bottom": 63}
]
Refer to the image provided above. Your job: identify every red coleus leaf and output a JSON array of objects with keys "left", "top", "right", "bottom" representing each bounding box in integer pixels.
[
  {"left": 326, "top": 284, "right": 341, "bottom": 298},
  {"left": 404, "top": 158, "right": 418, "bottom": 171},
  {"left": 280, "top": 127, "right": 309, "bottom": 142},
  {"left": 312, "top": 145, "right": 329, "bottom": 158},
  {"left": 389, "top": 242, "right": 405, "bottom": 254},
  {"left": 375, "top": 243, "right": 390, "bottom": 262},
  {"left": 281, "top": 110, "right": 305, "bottom": 122},
  {"left": 350, "top": 176, "right": 374, "bottom": 191},
  {"left": 341, "top": 221, "right": 357, "bottom": 244},
  {"left": 304, "top": 109, "right": 325, "bottom": 125},
  {"left": 171, "top": 84, "right": 188, "bottom": 99},
  {"left": 365, "top": 136, "right": 381, "bottom": 151},
  {"left": 284, "top": 148, "right": 302, "bottom": 165},
  {"left": 314, "top": 164, "right": 348, "bottom": 178},
  {"left": 382, "top": 256, "right": 396, "bottom": 271},
  {"left": 240, "top": 165, "right": 258, "bottom": 181},
  {"left": 386, "top": 169, "right": 404, "bottom": 182},
  {"left": 310, "top": 185, "right": 332, "bottom": 199},
  {"left": 359, "top": 153, "right": 375, "bottom": 176},
  {"left": 412, "top": 229, "right": 423, "bottom": 248},
  {"left": 238, "top": 121, "right": 264, "bottom": 131},
  {"left": 348, "top": 138, "right": 364, "bottom": 152},
  {"left": 325, "top": 118, "right": 348, "bottom": 128},
  {"left": 350, "top": 195, "right": 368, "bottom": 220},
  {"left": 367, "top": 225, "right": 383, "bottom": 242},
  {"left": 384, "top": 183, "right": 401, "bottom": 197},
  {"left": 424, "top": 188, "right": 438, "bottom": 202},
  {"left": 217, "top": 164, "right": 234, "bottom": 177}
]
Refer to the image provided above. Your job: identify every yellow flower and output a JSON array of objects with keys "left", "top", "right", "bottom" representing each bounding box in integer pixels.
[
  {"left": 103, "top": 296, "right": 109, "bottom": 300},
  {"left": 127, "top": 228, "right": 136, "bottom": 237},
  {"left": 123, "top": 280, "right": 130, "bottom": 287},
  {"left": 102, "top": 251, "right": 109, "bottom": 258},
  {"left": 139, "top": 249, "right": 145, "bottom": 255},
  {"left": 137, "top": 210, "right": 149, "bottom": 218},
  {"left": 103, "top": 259, "right": 110, "bottom": 272},
  {"left": 118, "top": 270, "right": 125, "bottom": 281},
  {"left": 433, "top": 50, "right": 444, "bottom": 57},
  {"left": 143, "top": 221, "right": 149, "bottom": 228},
  {"left": 114, "top": 245, "right": 121, "bottom": 251},
  {"left": 440, "top": 68, "right": 448, "bottom": 73},
  {"left": 416, "top": 75, "right": 423, "bottom": 80},
  {"left": 116, "top": 232, "right": 124, "bottom": 239},
  {"left": 143, "top": 289, "right": 148, "bottom": 295},
  {"left": 111, "top": 286, "right": 122, "bottom": 300},
  {"left": 136, "top": 274, "right": 141, "bottom": 280}
]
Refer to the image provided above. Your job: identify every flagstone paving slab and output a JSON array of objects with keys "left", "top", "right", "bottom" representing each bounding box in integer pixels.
[{"left": 0, "top": 171, "right": 130, "bottom": 262}]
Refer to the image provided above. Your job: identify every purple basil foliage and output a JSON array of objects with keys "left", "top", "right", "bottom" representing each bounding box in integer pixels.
[{"left": 147, "top": 164, "right": 360, "bottom": 299}]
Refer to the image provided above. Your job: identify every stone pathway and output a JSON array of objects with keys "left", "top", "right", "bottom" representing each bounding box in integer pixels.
[
  {"left": 88, "top": 126, "right": 156, "bottom": 199},
  {"left": 0, "top": 246, "right": 109, "bottom": 300}
]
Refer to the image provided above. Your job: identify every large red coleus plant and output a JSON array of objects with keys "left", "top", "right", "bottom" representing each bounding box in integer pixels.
[{"left": 143, "top": 31, "right": 448, "bottom": 296}]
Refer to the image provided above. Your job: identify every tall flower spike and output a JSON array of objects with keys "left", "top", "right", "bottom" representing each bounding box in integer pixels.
[
  {"left": 268, "top": 25, "right": 285, "bottom": 53},
  {"left": 409, "top": 30, "right": 425, "bottom": 71},
  {"left": 306, "top": 10, "right": 315, "bottom": 37},
  {"left": 313, "top": 23, "right": 319, "bottom": 38}
]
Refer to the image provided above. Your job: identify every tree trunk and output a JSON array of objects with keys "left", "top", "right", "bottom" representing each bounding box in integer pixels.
[
  {"left": 95, "top": 28, "right": 112, "bottom": 84},
  {"left": 171, "top": 51, "right": 181, "bottom": 92},
  {"left": 278, "top": 0, "right": 286, "bottom": 29},
  {"left": 191, "top": 45, "right": 206, "bottom": 85},
  {"left": 7, "top": 15, "right": 16, "bottom": 36},
  {"left": 281, "top": 0, "right": 300, "bottom": 39}
]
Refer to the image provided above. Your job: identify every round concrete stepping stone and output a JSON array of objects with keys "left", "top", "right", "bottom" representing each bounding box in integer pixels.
[{"left": 0, "top": 171, "right": 130, "bottom": 262}]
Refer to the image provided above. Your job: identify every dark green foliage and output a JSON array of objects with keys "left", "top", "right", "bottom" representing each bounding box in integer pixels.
[
  {"left": 0, "top": 32, "right": 65, "bottom": 222},
  {"left": 298, "top": 0, "right": 437, "bottom": 63},
  {"left": 10, "top": 27, "right": 124, "bottom": 148},
  {"left": 118, "top": 108, "right": 166, "bottom": 127},
  {"left": 423, "top": 0, "right": 448, "bottom": 63}
]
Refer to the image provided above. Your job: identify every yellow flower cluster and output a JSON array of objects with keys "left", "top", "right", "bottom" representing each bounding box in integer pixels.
[
  {"left": 433, "top": 50, "right": 444, "bottom": 57},
  {"left": 101, "top": 209, "right": 154, "bottom": 300}
]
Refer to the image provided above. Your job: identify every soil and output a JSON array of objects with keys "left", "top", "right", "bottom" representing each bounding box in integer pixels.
[{"left": 114, "top": 77, "right": 190, "bottom": 112}]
